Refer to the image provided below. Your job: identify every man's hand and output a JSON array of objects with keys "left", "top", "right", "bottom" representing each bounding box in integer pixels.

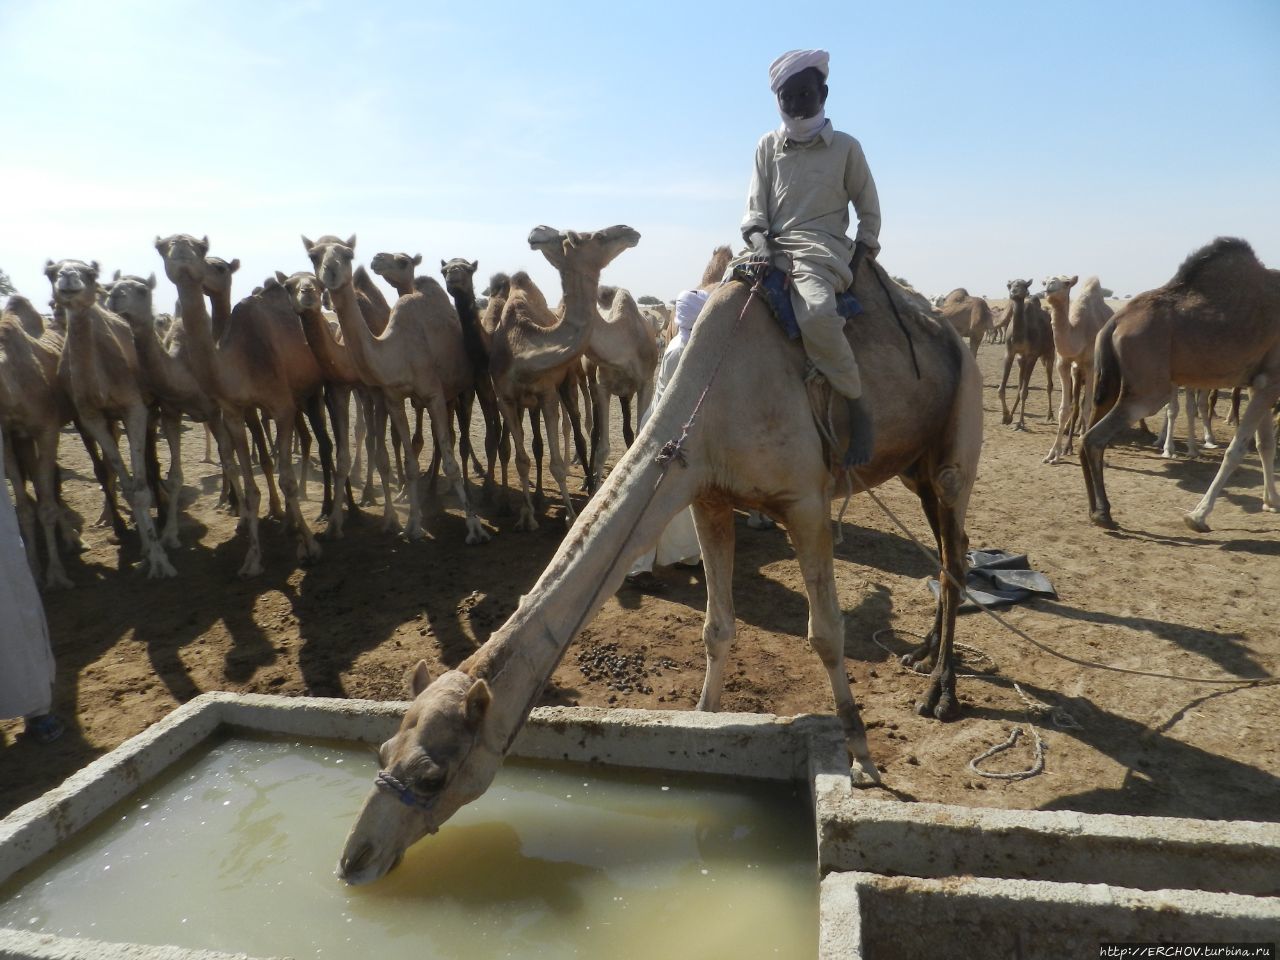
[{"left": 746, "top": 230, "right": 769, "bottom": 257}]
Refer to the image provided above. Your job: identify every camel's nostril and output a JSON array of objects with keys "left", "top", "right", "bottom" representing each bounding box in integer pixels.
[{"left": 340, "top": 842, "right": 371, "bottom": 876}]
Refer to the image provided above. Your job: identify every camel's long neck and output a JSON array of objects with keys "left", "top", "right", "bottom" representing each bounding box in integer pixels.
[
  {"left": 129, "top": 319, "right": 186, "bottom": 400},
  {"left": 209, "top": 291, "right": 232, "bottom": 343},
  {"left": 353, "top": 268, "right": 390, "bottom": 335},
  {"left": 449, "top": 286, "right": 490, "bottom": 372},
  {"left": 1045, "top": 293, "right": 1070, "bottom": 333},
  {"left": 520, "top": 267, "right": 600, "bottom": 375},
  {"left": 1010, "top": 296, "right": 1027, "bottom": 340},
  {"left": 298, "top": 305, "right": 354, "bottom": 383},
  {"left": 461, "top": 290, "right": 740, "bottom": 749},
  {"left": 330, "top": 282, "right": 381, "bottom": 383},
  {"left": 174, "top": 275, "right": 224, "bottom": 397}
]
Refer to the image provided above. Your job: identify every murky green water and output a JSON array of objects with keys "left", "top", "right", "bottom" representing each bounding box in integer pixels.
[{"left": 0, "top": 735, "right": 817, "bottom": 958}]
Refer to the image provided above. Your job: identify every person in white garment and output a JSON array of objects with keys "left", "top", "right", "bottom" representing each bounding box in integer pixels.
[
  {"left": 623, "top": 288, "right": 710, "bottom": 593},
  {"left": 1, "top": 424, "right": 64, "bottom": 745}
]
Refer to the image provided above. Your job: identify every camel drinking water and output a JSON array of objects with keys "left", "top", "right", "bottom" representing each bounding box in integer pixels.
[{"left": 336, "top": 232, "right": 983, "bottom": 885}]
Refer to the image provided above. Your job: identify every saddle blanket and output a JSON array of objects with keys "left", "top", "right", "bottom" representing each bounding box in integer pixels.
[{"left": 730, "top": 261, "right": 862, "bottom": 341}]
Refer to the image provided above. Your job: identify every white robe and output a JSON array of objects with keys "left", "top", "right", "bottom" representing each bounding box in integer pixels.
[
  {"left": 0, "top": 424, "right": 56, "bottom": 720},
  {"left": 629, "top": 332, "right": 701, "bottom": 574}
]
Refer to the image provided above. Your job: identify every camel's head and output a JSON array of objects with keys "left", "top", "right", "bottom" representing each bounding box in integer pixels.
[
  {"left": 527, "top": 224, "right": 640, "bottom": 274},
  {"left": 1043, "top": 275, "right": 1078, "bottom": 298},
  {"left": 337, "top": 662, "right": 499, "bottom": 886},
  {"left": 303, "top": 234, "right": 357, "bottom": 293},
  {"left": 277, "top": 270, "right": 325, "bottom": 313},
  {"left": 440, "top": 258, "right": 479, "bottom": 299},
  {"left": 200, "top": 256, "right": 240, "bottom": 300},
  {"left": 154, "top": 235, "right": 209, "bottom": 286},
  {"left": 1006, "top": 278, "right": 1032, "bottom": 301},
  {"left": 44, "top": 259, "right": 101, "bottom": 310},
  {"left": 104, "top": 273, "right": 157, "bottom": 329},
  {"left": 370, "top": 251, "right": 421, "bottom": 287}
]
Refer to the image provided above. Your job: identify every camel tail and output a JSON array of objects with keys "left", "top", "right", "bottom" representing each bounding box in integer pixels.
[
  {"left": 1090, "top": 315, "right": 1121, "bottom": 427},
  {"left": 697, "top": 245, "right": 734, "bottom": 290}
]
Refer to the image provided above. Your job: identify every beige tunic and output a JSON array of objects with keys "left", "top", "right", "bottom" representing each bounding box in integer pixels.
[{"left": 740, "top": 123, "right": 882, "bottom": 289}]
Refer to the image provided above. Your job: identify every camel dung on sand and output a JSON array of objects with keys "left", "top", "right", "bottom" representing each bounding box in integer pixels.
[
  {"left": 336, "top": 239, "right": 983, "bottom": 886},
  {"left": 1081, "top": 236, "right": 1279, "bottom": 532}
]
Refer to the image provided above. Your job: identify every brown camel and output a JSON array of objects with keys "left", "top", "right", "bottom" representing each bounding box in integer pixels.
[
  {"left": 1081, "top": 237, "right": 1279, "bottom": 531},
  {"left": 336, "top": 246, "right": 983, "bottom": 885},
  {"left": 936, "top": 288, "right": 992, "bottom": 357},
  {"left": 1042, "top": 275, "right": 1114, "bottom": 463},
  {"left": 304, "top": 234, "right": 488, "bottom": 545},
  {"left": 45, "top": 259, "right": 176, "bottom": 578},
  {"left": 0, "top": 309, "right": 81, "bottom": 588},
  {"left": 4, "top": 295, "right": 46, "bottom": 337},
  {"left": 480, "top": 225, "right": 638, "bottom": 531},
  {"left": 997, "top": 280, "right": 1056, "bottom": 429},
  {"left": 441, "top": 257, "right": 506, "bottom": 503},
  {"left": 156, "top": 234, "right": 325, "bottom": 576},
  {"left": 583, "top": 284, "right": 661, "bottom": 488}
]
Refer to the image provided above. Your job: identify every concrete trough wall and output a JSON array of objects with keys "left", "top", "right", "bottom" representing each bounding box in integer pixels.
[
  {"left": 2, "top": 692, "right": 1277, "bottom": 960},
  {"left": 820, "top": 872, "right": 1280, "bottom": 960}
]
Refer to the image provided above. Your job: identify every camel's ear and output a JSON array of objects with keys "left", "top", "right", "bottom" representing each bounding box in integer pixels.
[
  {"left": 412, "top": 253, "right": 422, "bottom": 267},
  {"left": 146, "top": 272, "right": 156, "bottom": 289},
  {"left": 197, "top": 237, "right": 209, "bottom": 257},
  {"left": 88, "top": 261, "right": 100, "bottom": 278},
  {"left": 263, "top": 276, "right": 280, "bottom": 291},
  {"left": 44, "top": 260, "right": 57, "bottom": 280},
  {"left": 112, "top": 268, "right": 122, "bottom": 281},
  {"left": 468, "top": 260, "right": 478, "bottom": 273},
  {"left": 1069, "top": 275, "right": 1078, "bottom": 287},
  {"left": 275, "top": 270, "right": 289, "bottom": 284},
  {"left": 464, "top": 678, "right": 491, "bottom": 728},
  {"left": 230, "top": 259, "right": 241, "bottom": 274},
  {"left": 440, "top": 259, "right": 448, "bottom": 272},
  {"left": 301, "top": 235, "right": 315, "bottom": 253},
  {"left": 409, "top": 659, "right": 433, "bottom": 697},
  {"left": 345, "top": 234, "right": 357, "bottom": 249},
  {"left": 154, "top": 236, "right": 164, "bottom": 252}
]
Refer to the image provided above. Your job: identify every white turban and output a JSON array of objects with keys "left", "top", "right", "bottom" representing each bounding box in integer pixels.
[
  {"left": 674, "top": 288, "right": 709, "bottom": 336},
  {"left": 768, "top": 49, "right": 829, "bottom": 93}
]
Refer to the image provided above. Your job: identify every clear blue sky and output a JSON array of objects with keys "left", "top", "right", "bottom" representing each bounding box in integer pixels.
[{"left": 2, "top": 0, "right": 1277, "bottom": 312}]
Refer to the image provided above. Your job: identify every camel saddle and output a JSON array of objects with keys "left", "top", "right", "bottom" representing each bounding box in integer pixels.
[{"left": 728, "top": 260, "right": 862, "bottom": 341}]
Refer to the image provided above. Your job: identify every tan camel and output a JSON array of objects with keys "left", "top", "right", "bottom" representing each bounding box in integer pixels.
[
  {"left": 0, "top": 310, "right": 82, "bottom": 588},
  {"left": 370, "top": 251, "right": 422, "bottom": 297},
  {"left": 156, "top": 234, "right": 324, "bottom": 576},
  {"left": 997, "top": 280, "right": 1056, "bottom": 429},
  {"left": 479, "top": 225, "right": 639, "bottom": 531},
  {"left": 45, "top": 259, "right": 176, "bottom": 578},
  {"left": 583, "top": 284, "right": 661, "bottom": 488},
  {"left": 336, "top": 246, "right": 983, "bottom": 885},
  {"left": 1082, "top": 237, "right": 1279, "bottom": 531},
  {"left": 936, "top": 288, "right": 992, "bottom": 357},
  {"left": 1042, "top": 275, "right": 1114, "bottom": 463},
  {"left": 105, "top": 271, "right": 230, "bottom": 548},
  {"left": 304, "top": 234, "right": 488, "bottom": 545},
  {"left": 277, "top": 268, "right": 394, "bottom": 539}
]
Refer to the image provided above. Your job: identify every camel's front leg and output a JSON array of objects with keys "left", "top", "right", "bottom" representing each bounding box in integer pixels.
[
  {"left": 33, "top": 428, "right": 76, "bottom": 589},
  {"left": 1044, "top": 355, "right": 1075, "bottom": 463},
  {"left": 691, "top": 501, "right": 736, "bottom": 714},
  {"left": 588, "top": 380, "right": 610, "bottom": 490},
  {"left": 4, "top": 435, "right": 45, "bottom": 587},
  {"left": 784, "top": 494, "right": 880, "bottom": 786},
  {"left": 274, "top": 412, "right": 321, "bottom": 565},
  {"left": 368, "top": 396, "right": 399, "bottom": 533},
  {"left": 427, "top": 393, "right": 489, "bottom": 545},
  {"left": 118, "top": 408, "right": 177, "bottom": 579},
  {"left": 540, "top": 393, "right": 576, "bottom": 526},
  {"left": 1185, "top": 384, "right": 1280, "bottom": 532},
  {"left": 500, "top": 399, "right": 537, "bottom": 530},
  {"left": 324, "top": 385, "right": 353, "bottom": 540},
  {"left": 1042, "top": 354, "right": 1056, "bottom": 422},
  {"left": 997, "top": 351, "right": 1016, "bottom": 425},
  {"left": 1013, "top": 358, "right": 1035, "bottom": 430},
  {"left": 1160, "top": 387, "right": 1181, "bottom": 458},
  {"left": 158, "top": 412, "right": 184, "bottom": 549},
  {"left": 222, "top": 412, "right": 264, "bottom": 577},
  {"left": 384, "top": 396, "right": 424, "bottom": 540},
  {"left": 247, "top": 409, "right": 283, "bottom": 520}
]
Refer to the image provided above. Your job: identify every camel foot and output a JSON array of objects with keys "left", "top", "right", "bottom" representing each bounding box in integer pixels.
[
  {"left": 515, "top": 507, "right": 539, "bottom": 532},
  {"left": 1183, "top": 512, "right": 1212, "bottom": 534},
  {"left": 297, "top": 538, "right": 323, "bottom": 564},
  {"left": 848, "top": 756, "right": 882, "bottom": 788},
  {"left": 143, "top": 551, "right": 178, "bottom": 580},
  {"left": 464, "top": 518, "right": 492, "bottom": 545},
  {"left": 1012, "top": 422, "right": 1027, "bottom": 432},
  {"left": 45, "top": 570, "right": 74, "bottom": 591},
  {"left": 914, "top": 688, "right": 958, "bottom": 721},
  {"left": 1202, "top": 441, "right": 1220, "bottom": 451},
  {"left": 161, "top": 529, "right": 181, "bottom": 550},
  {"left": 236, "top": 547, "right": 263, "bottom": 578},
  {"left": 1042, "top": 451, "right": 1060, "bottom": 465},
  {"left": 1089, "top": 510, "right": 1117, "bottom": 530},
  {"left": 359, "top": 489, "right": 378, "bottom": 507},
  {"left": 1000, "top": 413, "right": 1013, "bottom": 425},
  {"left": 1263, "top": 502, "right": 1278, "bottom": 514},
  {"left": 404, "top": 521, "right": 426, "bottom": 542}
]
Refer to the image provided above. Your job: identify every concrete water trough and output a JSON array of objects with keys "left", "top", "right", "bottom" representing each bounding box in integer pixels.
[{"left": 1, "top": 692, "right": 1277, "bottom": 959}]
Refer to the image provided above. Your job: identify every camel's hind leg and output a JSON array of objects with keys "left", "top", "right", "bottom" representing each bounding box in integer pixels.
[
  {"left": 783, "top": 492, "right": 880, "bottom": 785},
  {"left": 1185, "top": 381, "right": 1280, "bottom": 532},
  {"left": 540, "top": 394, "right": 577, "bottom": 527},
  {"left": 904, "top": 479, "right": 966, "bottom": 722},
  {"left": 692, "top": 500, "right": 736, "bottom": 714}
]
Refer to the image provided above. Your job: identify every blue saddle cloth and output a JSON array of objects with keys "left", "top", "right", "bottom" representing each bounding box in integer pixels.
[{"left": 732, "top": 263, "right": 862, "bottom": 340}]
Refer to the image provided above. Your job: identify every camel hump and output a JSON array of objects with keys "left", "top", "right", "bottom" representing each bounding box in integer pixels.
[
  {"left": 698, "top": 245, "right": 734, "bottom": 290},
  {"left": 1173, "top": 237, "right": 1261, "bottom": 289}
]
